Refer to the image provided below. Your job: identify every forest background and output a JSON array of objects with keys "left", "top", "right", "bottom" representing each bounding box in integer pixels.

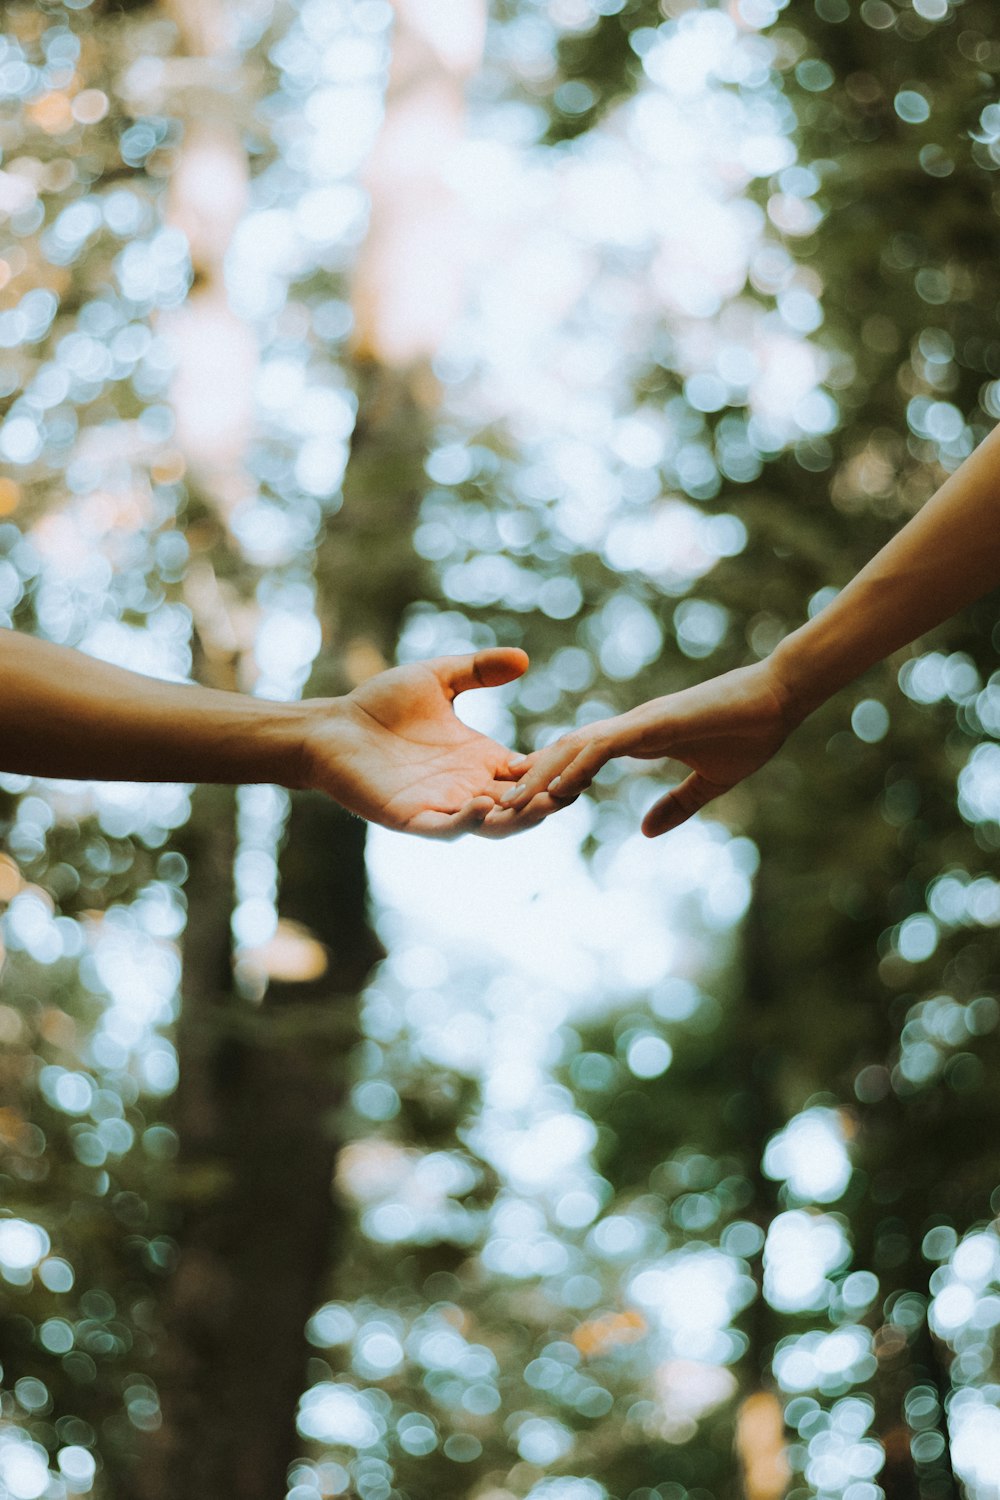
[{"left": 1, "top": 0, "right": 1000, "bottom": 1498}]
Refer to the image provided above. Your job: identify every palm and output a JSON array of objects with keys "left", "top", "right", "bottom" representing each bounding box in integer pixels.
[
  {"left": 302, "top": 649, "right": 556, "bottom": 839},
  {"left": 344, "top": 663, "right": 512, "bottom": 827}
]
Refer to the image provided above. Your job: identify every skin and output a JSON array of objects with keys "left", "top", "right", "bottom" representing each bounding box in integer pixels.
[
  {"left": 505, "top": 421, "right": 1000, "bottom": 837},
  {"left": 300, "top": 650, "right": 564, "bottom": 838},
  {"left": 0, "top": 631, "right": 558, "bottom": 840},
  {"left": 15, "top": 414, "right": 1000, "bottom": 844}
]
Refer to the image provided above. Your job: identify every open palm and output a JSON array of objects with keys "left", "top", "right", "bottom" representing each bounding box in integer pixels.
[{"left": 301, "top": 648, "right": 556, "bottom": 839}]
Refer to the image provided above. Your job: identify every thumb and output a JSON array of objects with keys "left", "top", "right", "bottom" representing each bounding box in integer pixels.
[
  {"left": 641, "top": 772, "right": 723, "bottom": 838},
  {"left": 438, "top": 647, "right": 529, "bottom": 697}
]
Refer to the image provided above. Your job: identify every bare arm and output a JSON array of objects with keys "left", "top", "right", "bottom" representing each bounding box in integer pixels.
[
  {"left": 0, "top": 631, "right": 556, "bottom": 839},
  {"left": 770, "top": 421, "right": 1000, "bottom": 715},
  {"left": 0, "top": 629, "right": 306, "bottom": 786},
  {"left": 507, "top": 423, "right": 1000, "bottom": 835}
]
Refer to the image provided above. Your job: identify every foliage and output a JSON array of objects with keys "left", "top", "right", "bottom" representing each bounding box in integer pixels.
[{"left": 3, "top": 2, "right": 1000, "bottom": 1500}]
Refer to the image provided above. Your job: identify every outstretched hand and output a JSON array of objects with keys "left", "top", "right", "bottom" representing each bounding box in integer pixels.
[
  {"left": 300, "top": 647, "right": 562, "bottom": 840},
  {"left": 502, "top": 660, "right": 795, "bottom": 837}
]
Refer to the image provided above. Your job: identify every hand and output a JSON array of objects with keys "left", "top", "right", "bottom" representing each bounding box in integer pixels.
[
  {"left": 300, "top": 648, "right": 562, "bottom": 839},
  {"left": 502, "top": 660, "right": 795, "bottom": 837}
]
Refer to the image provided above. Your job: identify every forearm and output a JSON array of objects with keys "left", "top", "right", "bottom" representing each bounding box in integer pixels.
[
  {"left": 770, "top": 423, "right": 1000, "bottom": 721},
  {"left": 0, "top": 629, "right": 314, "bottom": 787}
]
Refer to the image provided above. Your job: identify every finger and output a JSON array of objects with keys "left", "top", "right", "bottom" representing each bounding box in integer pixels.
[
  {"left": 498, "top": 748, "right": 536, "bottom": 782},
  {"left": 407, "top": 796, "right": 494, "bottom": 840},
  {"left": 498, "top": 739, "right": 581, "bottom": 809},
  {"left": 641, "top": 773, "right": 723, "bottom": 838},
  {"left": 476, "top": 792, "right": 575, "bottom": 839},
  {"left": 495, "top": 758, "right": 526, "bottom": 782},
  {"left": 435, "top": 647, "right": 529, "bottom": 699},
  {"left": 501, "top": 735, "right": 608, "bottom": 809},
  {"left": 545, "top": 743, "right": 609, "bottom": 800}
]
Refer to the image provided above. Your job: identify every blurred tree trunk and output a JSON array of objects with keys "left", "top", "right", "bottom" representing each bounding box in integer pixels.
[
  {"left": 128, "top": 788, "right": 365, "bottom": 1500},
  {"left": 130, "top": 366, "right": 434, "bottom": 1500},
  {"left": 128, "top": 0, "right": 453, "bottom": 1477},
  {"left": 732, "top": 874, "right": 795, "bottom": 1500}
]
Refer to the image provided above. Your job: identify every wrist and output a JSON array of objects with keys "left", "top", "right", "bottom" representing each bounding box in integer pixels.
[
  {"left": 251, "top": 699, "right": 314, "bottom": 791},
  {"left": 767, "top": 563, "right": 916, "bottom": 727},
  {"left": 293, "top": 695, "right": 353, "bottom": 797},
  {"left": 196, "top": 696, "right": 316, "bottom": 791},
  {"left": 765, "top": 632, "right": 828, "bottom": 729}
]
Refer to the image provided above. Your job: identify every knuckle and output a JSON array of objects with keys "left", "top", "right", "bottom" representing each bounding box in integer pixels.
[{"left": 557, "top": 731, "right": 586, "bottom": 758}]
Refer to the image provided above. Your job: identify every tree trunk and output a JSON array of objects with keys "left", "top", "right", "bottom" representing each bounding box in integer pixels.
[{"left": 131, "top": 788, "right": 375, "bottom": 1500}]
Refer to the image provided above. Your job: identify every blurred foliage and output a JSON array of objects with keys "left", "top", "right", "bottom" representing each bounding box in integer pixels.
[{"left": 4, "top": 2, "right": 1000, "bottom": 1500}]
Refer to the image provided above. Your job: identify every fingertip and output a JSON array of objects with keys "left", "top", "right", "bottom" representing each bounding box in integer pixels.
[
  {"left": 641, "top": 801, "right": 673, "bottom": 838},
  {"left": 549, "top": 767, "right": 595, "bottom": 801},
  {"left": 474, "top": 646, "right": 529, "bottom": 687},
  {"left": 440, "top": 648, "right": 529, "bottom": 698},
  {"left": 432, "top": 796, "right": 494, "bottom": 840}
]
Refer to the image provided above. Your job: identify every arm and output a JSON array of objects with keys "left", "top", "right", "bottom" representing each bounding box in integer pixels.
[
  {"left": 0, "top": 631, "right": 556, "bottom": 839},
  {"left": 506, "top": 423, "right": 1000, "bottom": 836},
  {"left": 771, "top": 421, "right": 1000, "bottom": 713}
]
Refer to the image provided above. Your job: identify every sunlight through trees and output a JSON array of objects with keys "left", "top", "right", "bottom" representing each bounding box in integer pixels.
[{"left": 2, "top": 1, "right": 1000, "bottom": 1498}]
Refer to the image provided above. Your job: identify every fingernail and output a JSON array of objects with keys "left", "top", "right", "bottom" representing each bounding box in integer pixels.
[
  {"left": 508, "top": 756, "right": 528, "bottom": 771},
  {"left": 549, "top": 776, "right": 562, "bottom": 793},
  {"left": 501, "top": 784, "right": 524, "bottom": 805}
]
